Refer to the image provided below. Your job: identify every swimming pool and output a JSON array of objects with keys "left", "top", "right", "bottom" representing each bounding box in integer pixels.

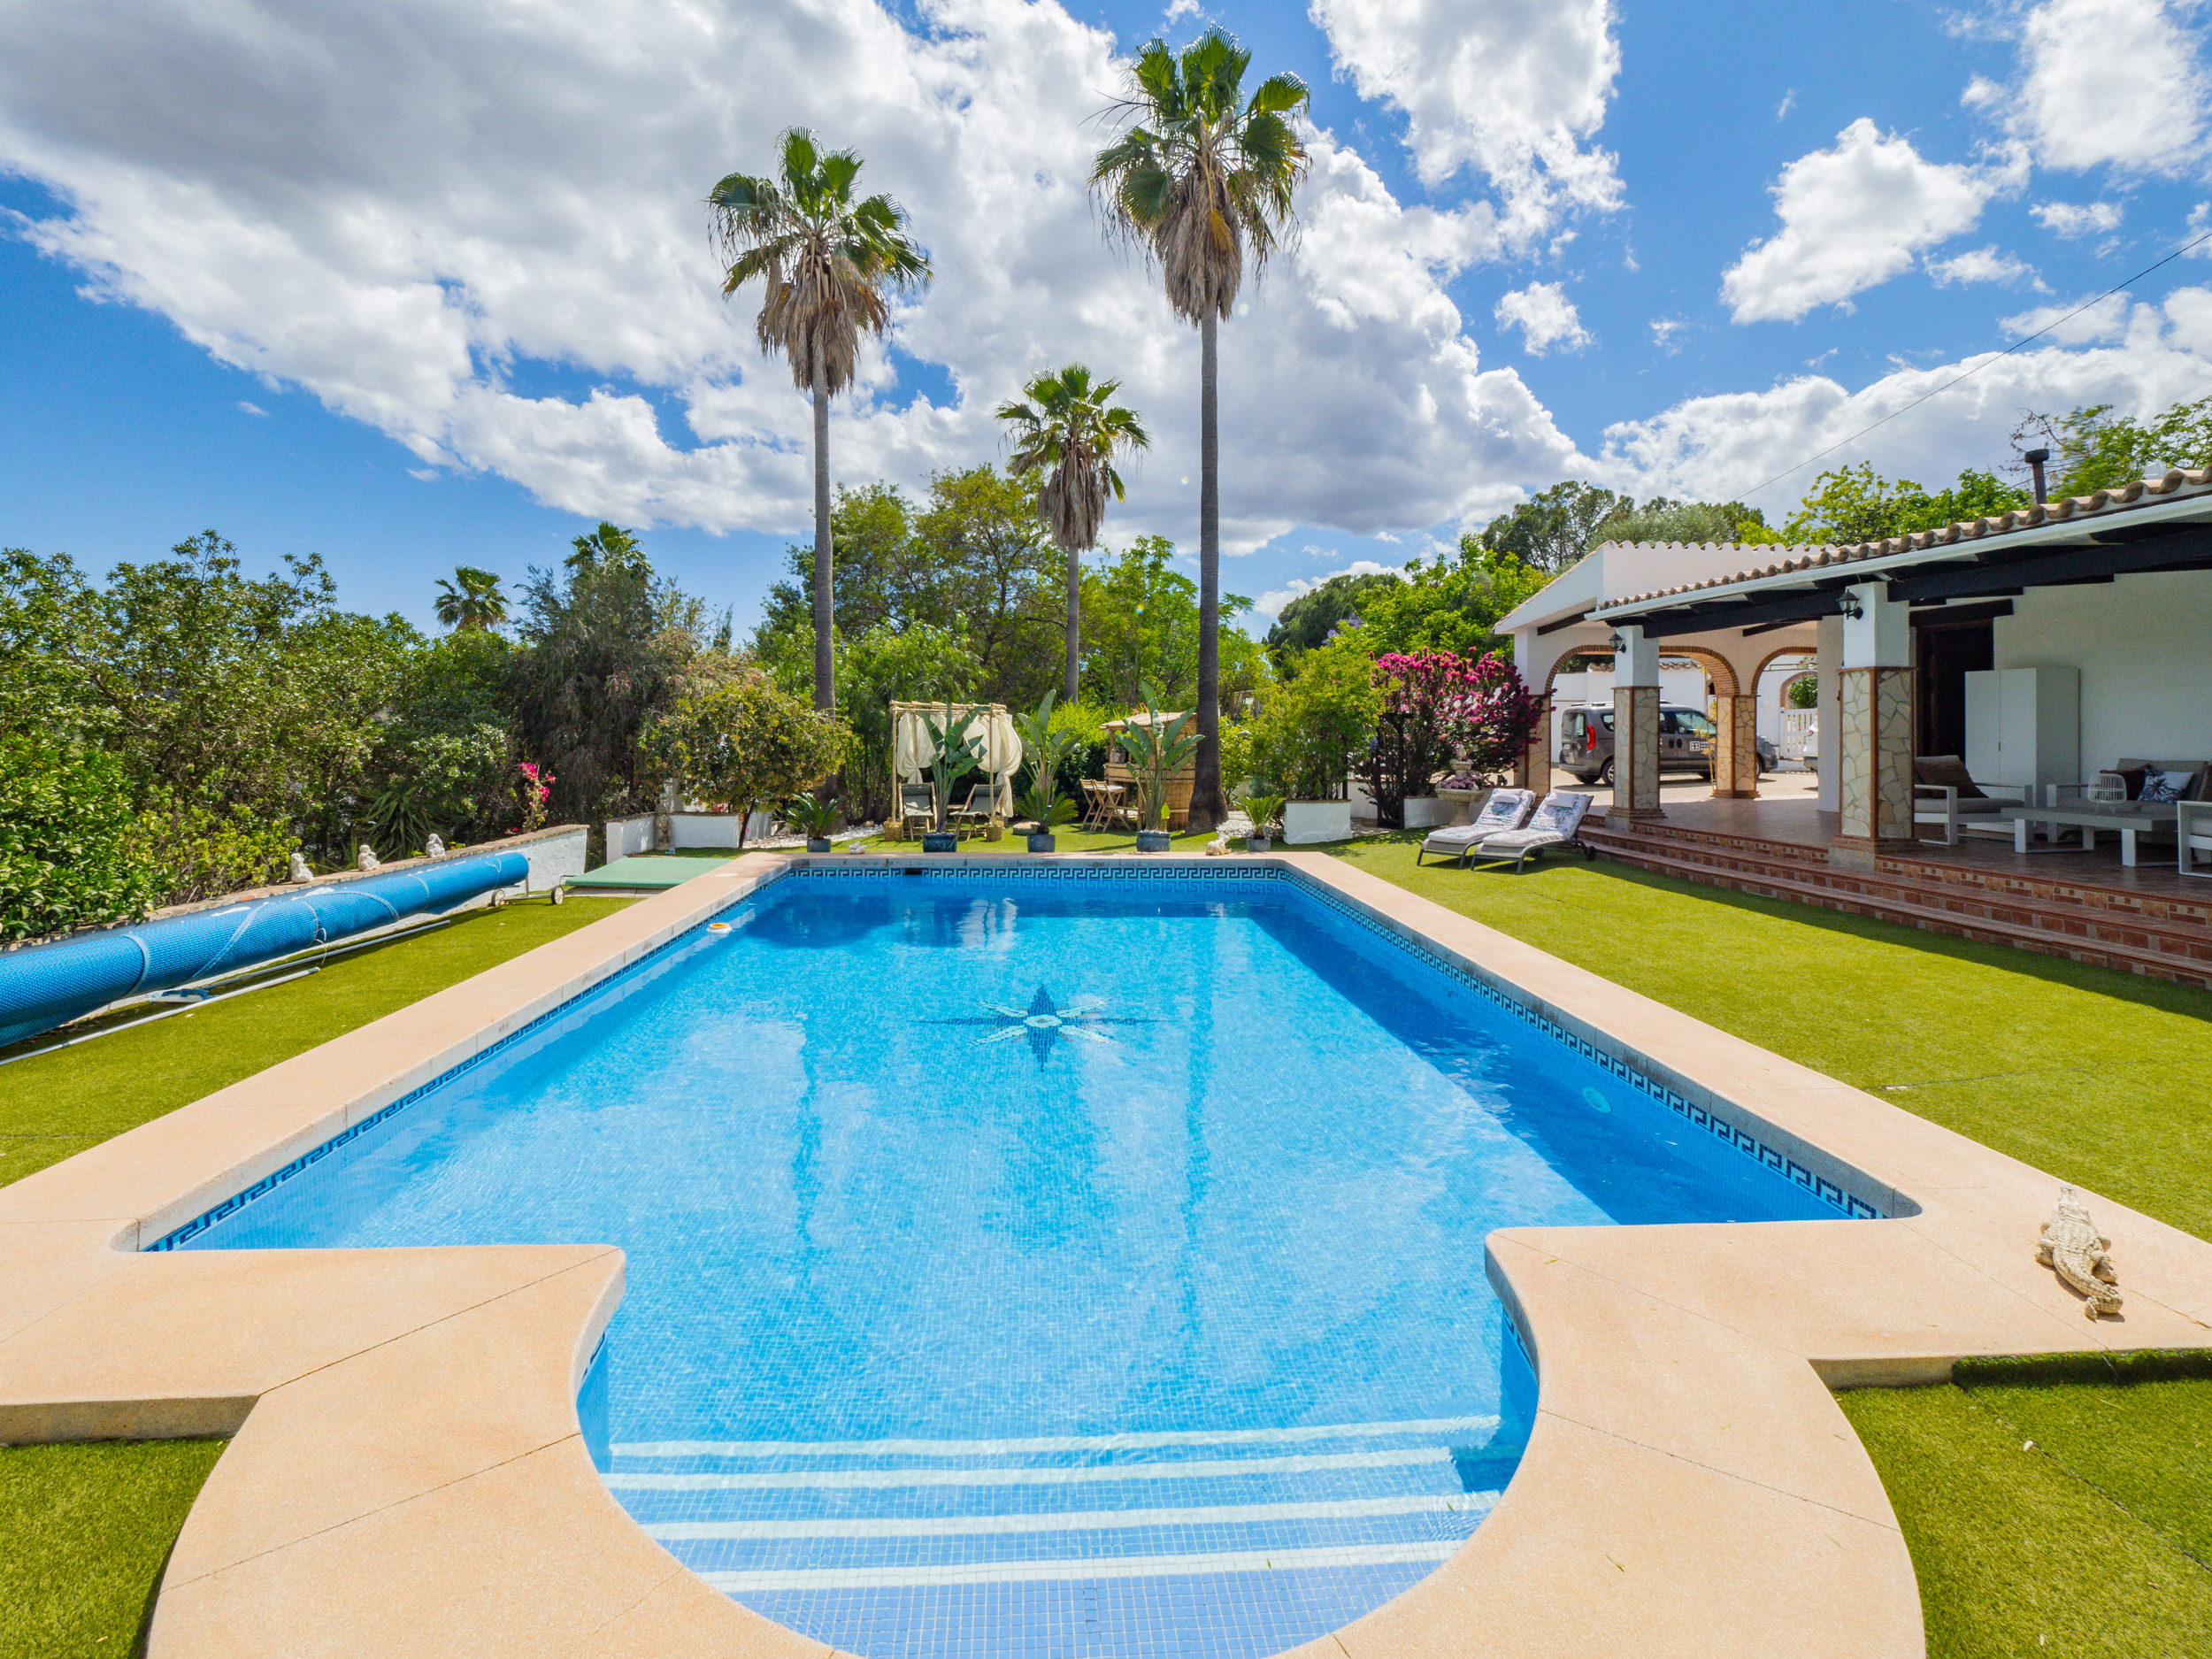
[{"left": 165, "top": 865, "right": 1855, "bottom": 1659}]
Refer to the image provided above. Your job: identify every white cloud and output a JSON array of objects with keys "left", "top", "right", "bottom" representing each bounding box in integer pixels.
[
  {"left": 1308, "top": 0, "right": 1624, "bottom": 242},
  {"left": 1775, "top": 89, "right": 1795, "bottom": 120},
  {"left": 1494, "top": 281, "right": 1593, "bottom": 354},
  {"left": 1163, "top": 0, "right": 1202, "bottom": 20},
  {"left": 1721, "top": 119, "right": 2019, "bottom": 322},
  {"left": 2000, "top": 292, "right": 2132, "bottom": 344},
  {"left": 1252, "top": 558, "right": 1403, "bottom": 621},
  {"left": 2032, "top": 199, "right": 2124, "bottom": 237},
  {"left": 0, "top": 0, "right": 1590, "bottom": 550},
  {"left": 236, "top": 400, "right": 266, "bottom": 416},
  {"left": 1926, "top": 245, "right": 2046, "bottom": 288},
  {"left": 1650, "top": 316, "right": 1688, "bottom": 350},
  {"left": 2005, "top": 0, "right": 2209, "bottom": 174},
  {"left": 1601, "top": 293, "right": 2212, "bottom": 507}
]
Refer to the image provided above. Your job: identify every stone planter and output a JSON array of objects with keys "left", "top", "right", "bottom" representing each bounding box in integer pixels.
[
  {"left": 1027, "top": 833, "right": 1057, "bottom": 853},
  {"left": 805, "top": 837, "right": 833, "bottom": 853},
  {"left": 1136, "top": 828, "right": 1171, "bottom": 853},
  {"left": 1437, "top": 787, "right": 1487, "bottom": 826},
  {"left": 1401, "top": 795, "right": 1453, "bottom": 830},
  {"left": 1283, "top": 800, "right": 1353, "bottom": 844},
  {"left": 923, "top": 831, "right": 958, "bottom": 853}
]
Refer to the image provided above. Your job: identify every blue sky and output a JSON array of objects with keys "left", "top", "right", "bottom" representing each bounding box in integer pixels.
[{"left": 4, "top": 0, "right": 2209, "bottom": 635}]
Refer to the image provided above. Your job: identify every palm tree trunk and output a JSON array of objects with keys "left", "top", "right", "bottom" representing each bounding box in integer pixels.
[
  {"left": 1064, "top": 542, "right": 1081, "bottom": 705},
  {"left": 1190, "top": 310, "right": 1224, "bottom": 831},
  {"left": 811, "top": 360, "right": 834, "bottom": 715}
]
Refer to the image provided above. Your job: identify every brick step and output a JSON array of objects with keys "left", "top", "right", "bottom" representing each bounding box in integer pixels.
[
  {"left": 1581, "top": 827, "right": 2212, "bottom": 988},
  {"left": 1590, "top": 818, "right": 2212, "bottom": 931}
]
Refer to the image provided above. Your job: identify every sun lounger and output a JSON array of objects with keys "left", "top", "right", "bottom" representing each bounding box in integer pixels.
[
  {"left": 1471, "top": 790, "right": 1595, "bottom": 872},
  {"left": 1414, "top": 788, "right": 1538, "bottom": 866}
]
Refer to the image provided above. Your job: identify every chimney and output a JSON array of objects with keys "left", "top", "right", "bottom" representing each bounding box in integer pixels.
[{"left": 2024, "top": 448, "right": 2050, "bottom": 505}]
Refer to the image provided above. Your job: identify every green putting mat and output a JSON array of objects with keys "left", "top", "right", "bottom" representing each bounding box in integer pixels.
[{"left": 568, "top": 855, "right": 733, "bottom": 890}]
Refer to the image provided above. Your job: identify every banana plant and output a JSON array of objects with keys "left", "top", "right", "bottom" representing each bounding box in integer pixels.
[
  {"left": 918, "top": 699, "right": 988, "bottom": 831},
  {"left": 1012, "top": 689, "right": 1079, "bottom": 829},
  {"left": 1119, "top": 682, "right": 1199, "bottom": 831}
]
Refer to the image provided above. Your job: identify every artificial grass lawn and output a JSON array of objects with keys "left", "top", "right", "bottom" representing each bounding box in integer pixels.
[
  {"left": 0, "top": 1438, "right": 227, "bottom": 1657},
  {"left": 0, "top": 895, "right": 636, "bottom": 1190},
  {"left": 847, "top": 827, "right": 1222, "bottom": 855},
  {"left": 1839, "top": 1359, "right": 2212, "bottom": 1657},
  {"left": 1327, "top": 834, "right": 2212, "bottom": 1242}
]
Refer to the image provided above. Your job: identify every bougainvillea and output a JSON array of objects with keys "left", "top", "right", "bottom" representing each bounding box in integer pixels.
[{"left": 1353, "top": 649, "right": 1542, "bottom": 827}]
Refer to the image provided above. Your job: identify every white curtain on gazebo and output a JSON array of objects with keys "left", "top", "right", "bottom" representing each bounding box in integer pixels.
[{"left": 890, "top": 703, "right": 1024, "bottom": 812}]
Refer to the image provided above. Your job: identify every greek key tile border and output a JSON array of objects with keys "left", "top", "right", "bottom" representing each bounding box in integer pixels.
[{"left": 150, "top": 857, "right": 1873, "bottom": 1252}]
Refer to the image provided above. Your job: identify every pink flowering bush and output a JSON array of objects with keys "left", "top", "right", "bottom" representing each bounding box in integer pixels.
[
  {"left": 511, "top": 760, "right": 555, "bottom": 834},
  {"left": 1354, "top": 649, "right": 1541, "bottom": 827}
]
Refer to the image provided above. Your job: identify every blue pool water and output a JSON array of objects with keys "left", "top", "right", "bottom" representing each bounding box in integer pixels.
[{"left": 176, "top": 867, "right": 1847, "bottom": 1659}]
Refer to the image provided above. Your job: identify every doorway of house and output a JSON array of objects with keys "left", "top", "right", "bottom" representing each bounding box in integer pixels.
[{"left": 1914, "top": 608, "right": 1999, "bottom": 759}]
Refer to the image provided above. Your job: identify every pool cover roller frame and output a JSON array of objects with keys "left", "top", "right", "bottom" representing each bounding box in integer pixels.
[{"left": 0, "top": 849, "right": 530, "bottom": 1049}]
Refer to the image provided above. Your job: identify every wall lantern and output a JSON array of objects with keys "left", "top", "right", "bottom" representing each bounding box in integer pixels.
[{"left": 1836, "top": 591, "right": 1864, "bottom": 620}]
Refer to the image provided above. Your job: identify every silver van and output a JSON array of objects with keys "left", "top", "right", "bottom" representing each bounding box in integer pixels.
[{"left": 1555, "top": 704, "right": 1772, "bottom": 786}]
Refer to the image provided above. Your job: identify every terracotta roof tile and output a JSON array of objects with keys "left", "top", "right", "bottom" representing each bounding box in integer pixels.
[{"left": 1590, "top": 465, "right": 2212, "bottom": 614}]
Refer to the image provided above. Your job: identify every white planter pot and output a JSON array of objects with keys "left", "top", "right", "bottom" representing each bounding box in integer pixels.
[
  {"left": 1282, "top": 800, "right": 1353, "bottom": 844},
  {"left": 1401, "top": 796, "right": 1453, "bottom": 829}
]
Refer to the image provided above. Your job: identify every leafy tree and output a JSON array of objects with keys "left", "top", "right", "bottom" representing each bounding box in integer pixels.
[
  {"left": 434, "top": 565, "right": 509, "bottom": 632},
  {"left": 0, "top": 734, "right": 160, "bottom": 941},
  {"left": 1093, "top": 27, "right": 1310, "bottom": 830},
  {"left": 834, "top": 621, "right": 983, "bottom": 820},
  {"left": 642, "top": 660, "right": 850, "bottom": 849},
  {"left": 1079, "top": 535, "right": 1264, "bottom": 712},
  {"left": 2045, "top": 396, "right": 2212, "bottom": 496},
  {"left": 710, "top": 128, "right": 931, "bottom": 713},
  {"left": 1594, "top": 497, "right": 1781, "bottom": 544},
  {"left": 1782, "top": 465, "right": 2031, "bottom": 544},
  {"left": 1248, "top": 635, "right": 1379, "bottom": 802},
  {"left": 1355, "top": 650, "right": 1478, "bottom": 829},
  {"left": 1357, "top": 541, "right": 1548, "bottom": 660},
  {"left": 997, "top": 365, "right": 1151, "bottom": 703},
  {"left": 1477, "top": 480, "right": 1631, "bottom": 572},
  {"left": 756, "top": 483, "right": 917, "bottom": 649},
  {"left": 510, "top": 547, "right": 704, "bottom": 826},
  {"left": 1264, "top": 571, "right": 1400, "bottom": 664}
]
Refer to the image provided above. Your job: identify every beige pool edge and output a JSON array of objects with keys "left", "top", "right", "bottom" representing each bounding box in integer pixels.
[{"left": 0, "top": 850, "right": 2203, "bottom": 1658}]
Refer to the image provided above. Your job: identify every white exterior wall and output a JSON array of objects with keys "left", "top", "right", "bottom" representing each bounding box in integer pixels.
[{"left": 1991, "top": 570, "right": 2212, "bottom": 773}]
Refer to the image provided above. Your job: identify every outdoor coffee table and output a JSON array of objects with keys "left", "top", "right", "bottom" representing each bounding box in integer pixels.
[{"left": 2000, "top": 803, "right": 2171, "bottom": 867}]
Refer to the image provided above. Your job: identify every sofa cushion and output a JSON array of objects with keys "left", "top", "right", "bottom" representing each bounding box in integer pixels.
[
  {"left": 2140, "top": 764, "right": 2194, "bottom": 804},
  {"left": 2113, "top": 766, "right": 2148, "bottom": 801},
  {"left": 1913, "top": 755, "right": 1985, "bottom": 799}
]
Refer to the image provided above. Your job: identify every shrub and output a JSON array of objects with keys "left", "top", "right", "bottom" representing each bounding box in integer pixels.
[
  {"left": 1355, "top": 649, "right": 1476, "bottom": 829},
  {"left": 1446, "top": 654, "right": 1545, "bottom": 783},
  {"left": 0, "top": 735, "right": 161, "bottom": 941},
  {"left": 643, "top": 662, "right": 851, "bottom": 849},
  {"left": 127, "top": 792, "right": 296, "bottom": 909},
  {"left": 1249, "top": 637, "right": 1380, "bottom": 801}
]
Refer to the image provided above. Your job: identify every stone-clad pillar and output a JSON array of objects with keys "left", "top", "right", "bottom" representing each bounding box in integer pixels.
[
  {"left": 1611, "top": 625, "right": 1663, "bottom": 818},
  {"left": 1515, "top": 692, "right": 1551, "bottom": 792},
  {"left": 1834, "top": 581, "right": 1916, "bottom": 854},
  {"left": 1710, "top": 693, "right": 1760, "bottom": 799}
]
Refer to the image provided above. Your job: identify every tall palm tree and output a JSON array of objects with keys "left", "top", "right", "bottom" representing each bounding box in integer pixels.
[
  {"left": 1093, "top": 29, "right": 1308, "bottom": 830},
  {"left": 710, "top": 129, "right": 931, "bottom": 713},
  {"left": 433, "top": 565, "right": 507, "bottom": 633},
  {"left": 996, "top": 365, "right": 1151, "bottom": 704}
]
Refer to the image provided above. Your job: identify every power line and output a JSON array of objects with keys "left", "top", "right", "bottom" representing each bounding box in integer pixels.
[{"left": 1737, "top": 225, "right": 2212, "bottom": 504}]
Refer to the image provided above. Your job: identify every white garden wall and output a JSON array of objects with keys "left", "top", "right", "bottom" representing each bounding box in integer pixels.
[{"left": 1992, "top": 570, "right": 2212, "bottom": 774}]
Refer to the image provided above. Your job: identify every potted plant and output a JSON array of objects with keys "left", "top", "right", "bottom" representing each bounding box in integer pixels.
[
  {"left": 1012, "top": 691, "right": 1079, "bottom": 852},
  {"left": 918, "top": 699, "right": 987, "bottom": 853},
  {"left": 786, "top": 791, "right": 839, "bottom": 853},
  {"left": 1119, "top": 683, "right": 1198, "bottom": 853},
  {"left": 1242, "top": 793, "right": 1284, "bottom": 853},
  {"left": 1249, "top": 639, "right": 1380, "bottom": 844}
]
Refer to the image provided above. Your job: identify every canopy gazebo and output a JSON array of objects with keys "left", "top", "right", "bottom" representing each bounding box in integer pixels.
[{"left": 888, "top": 701, "right": 1023, "bottom": 839}]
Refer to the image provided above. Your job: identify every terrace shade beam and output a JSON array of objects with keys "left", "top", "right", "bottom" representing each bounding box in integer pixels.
[
  {"left": 1640, "top": 585, "right": 1851, "bottom": 639},
  {"left": 1881, "top": 526, "right": 2212, "bottom": 604},
  {"left": 1535, "top": 609, "right": 1595, "bottom": 635}
]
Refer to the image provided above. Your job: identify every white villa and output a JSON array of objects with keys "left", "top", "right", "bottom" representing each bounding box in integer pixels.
[{"left": 1494, "top": 468, "right": 2212, "bottom": 985}]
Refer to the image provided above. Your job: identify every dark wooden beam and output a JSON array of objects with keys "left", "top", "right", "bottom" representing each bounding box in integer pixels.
[
  {"left": 1535, "top": 609, "right": 1594, "bottom": 635},
  {"left": 1885, "top": 527, "right": 2212, "bottom": 603},
  {"left": 1909, "top": 599, "right": 2013, "bottom": 629}
]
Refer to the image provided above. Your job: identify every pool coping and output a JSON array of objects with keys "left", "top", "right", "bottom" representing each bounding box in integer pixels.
[{"left": 0, "top": 850, "right": 2207, "bottom": 1657}]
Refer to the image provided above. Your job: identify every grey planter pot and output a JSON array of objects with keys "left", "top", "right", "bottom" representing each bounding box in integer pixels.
[
  {"left": 805, "top": 837, "right": 833, "bottom": 853},
  {"left": 923, "top": 831, "right": 958, "bottom": 853},
  {"left": 1136, "top": 829, "right": 1171, "bottom": 853},
  {"left": 1246, "top": 835, "right": 1272, "bottom": 853},
  {"left": 1027, "top": 833, "right": 1057, "bottom": 852}
]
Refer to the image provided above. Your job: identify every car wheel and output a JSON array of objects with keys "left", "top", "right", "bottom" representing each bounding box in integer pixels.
[{"left": 1598, "top": 757, "right": 1615, "bottom": 787}]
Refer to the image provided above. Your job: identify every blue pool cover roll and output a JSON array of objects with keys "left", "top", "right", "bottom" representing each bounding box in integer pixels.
[{"left": 0, "top": 849, "right": 530, "bottom": 1050}]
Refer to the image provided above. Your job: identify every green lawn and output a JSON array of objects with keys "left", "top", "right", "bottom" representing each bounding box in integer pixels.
[
  {"left": 0, "top": 895, "right": 636, "bottom": 1190},
  {"left": 8, "top": 844, "right": 2212, "bottom": 1655},
  {"left": 0, "top": 1439, "right": 227, "bottom": 1658}
]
